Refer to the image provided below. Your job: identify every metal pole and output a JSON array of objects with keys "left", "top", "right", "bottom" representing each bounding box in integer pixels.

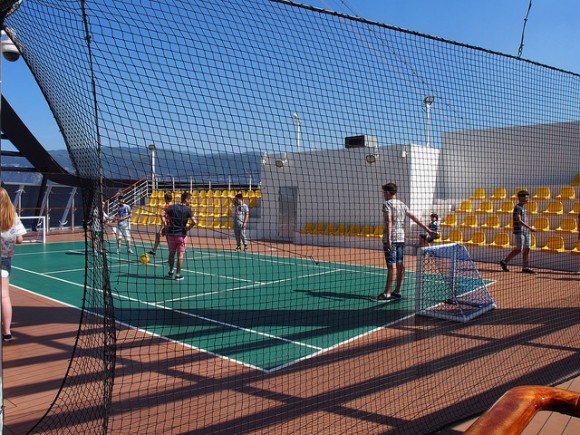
[
  {"left": 423, "top": 96, "right": 434, "bottom": 147},
  {"left": 292, "top": 113, "right": 301, "bottom": 152},
  {"left": 426, "top": 106, "right": 431, "bottom": 147},
  {"left": 148, "top": 144, "right": 156, "bottom": 190}
]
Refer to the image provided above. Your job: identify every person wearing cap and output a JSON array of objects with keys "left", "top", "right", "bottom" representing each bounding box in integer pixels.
[{"left": 500, "top": 190, "right": 536, "bottom": 274}]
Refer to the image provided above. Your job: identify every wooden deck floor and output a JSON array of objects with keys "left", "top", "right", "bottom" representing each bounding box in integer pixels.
[{"left": 2, "top": 231, "right": 578, "bottom": 434}]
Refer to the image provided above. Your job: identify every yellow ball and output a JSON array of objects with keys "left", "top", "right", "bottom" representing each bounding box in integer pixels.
[{"left": 139, "top": 253, "right": 150, "bottom": 264}]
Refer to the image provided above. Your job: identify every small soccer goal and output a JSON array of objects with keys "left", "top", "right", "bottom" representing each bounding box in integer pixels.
[
  {"left": 415, "top": 243, "right": 495, "bottom": 322},
  {"left": 19, "top": 215, "right": 47, "bottom": 243}
]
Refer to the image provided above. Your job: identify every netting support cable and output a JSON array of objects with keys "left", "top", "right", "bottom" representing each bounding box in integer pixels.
[
  {"left": 517, "top": 0, "right": 533, "bottom": 58},
  {"left": 80, "top": 1, "right": 116, "bottom": 433}
]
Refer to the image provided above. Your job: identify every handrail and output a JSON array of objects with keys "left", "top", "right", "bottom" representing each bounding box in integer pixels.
[{"left": 465, "top": 385, "right": 580, "bottom": 435}]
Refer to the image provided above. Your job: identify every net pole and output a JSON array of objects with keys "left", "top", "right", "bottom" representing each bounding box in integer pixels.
[
  {"left": 415, "top": 246, "right": 424, "bottom": 314},
  {"left": 449, "top": 244, "right": 457, "bottom": 302}
]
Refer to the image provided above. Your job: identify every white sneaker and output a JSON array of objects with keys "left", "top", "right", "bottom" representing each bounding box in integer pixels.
[{"left": 128, "top": 249, "right": 134, "bottom": 254}]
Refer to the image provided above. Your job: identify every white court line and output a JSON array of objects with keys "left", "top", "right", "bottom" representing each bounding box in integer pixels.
[
  {"left": 12, "top": 264, "right": 325, "bottom": 352},
  {"left": 162, "top": 268, "right": 342, "bottom": 303},
  {"left": 119, "top": 292, "right": 323, "bottom": 351},
  {"left": 14, "top": 244, "right": 393, "bottom": 362}
]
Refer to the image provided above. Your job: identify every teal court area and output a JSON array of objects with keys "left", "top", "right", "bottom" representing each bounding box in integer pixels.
[{"left": 10, "top": 241, "right": 490, "bottom": 372}]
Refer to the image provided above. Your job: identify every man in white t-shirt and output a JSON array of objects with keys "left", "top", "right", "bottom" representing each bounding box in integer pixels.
[{"left": 373, "top": 182, "right": 438, "bottom": 303}]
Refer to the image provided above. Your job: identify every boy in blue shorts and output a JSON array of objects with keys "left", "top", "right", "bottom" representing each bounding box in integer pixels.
[{"left": 373, "top": 183, "right": 439, "bottom": 303}]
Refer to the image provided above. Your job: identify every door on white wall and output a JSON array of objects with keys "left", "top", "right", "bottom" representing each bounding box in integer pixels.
[{"left": 278, "top": 186, "right": 298, "bottom": 242}]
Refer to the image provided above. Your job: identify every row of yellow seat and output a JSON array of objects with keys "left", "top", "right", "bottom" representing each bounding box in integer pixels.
[
  {"left": 441, "top": 230, "right": 580, "bottom": 254},
  {"left": 133, "top": 207, "right": 233, "bottom": 224},
  {"left": 132, "top": 213, "right": 233, "bottom": 230},
  {"left": 150, "top": 189, "right": 262, "bottom": 199},
  {"left": 300, "top": 223, "right": 383, "bottom": 238},
  {"left": 469, "top": 183, "right": 578, "bottom": 201},
  {"left": 147, "top": 193, "right": 259, "bottom": 208},
  {"left": 455, "top": 199, "right": 579, "bottom": 215},
  {"left": 441, "top": 215, "right": 578, "bottom": 233}
]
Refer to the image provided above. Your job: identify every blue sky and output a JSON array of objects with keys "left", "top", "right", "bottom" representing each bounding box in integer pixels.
[{"left": 3, "top": 0, "right": 579, "bottom": 151}]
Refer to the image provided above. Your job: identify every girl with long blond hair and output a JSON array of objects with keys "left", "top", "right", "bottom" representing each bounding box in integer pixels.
[{"left": 0, "top": 187, "right": 26, "bottom": 341}]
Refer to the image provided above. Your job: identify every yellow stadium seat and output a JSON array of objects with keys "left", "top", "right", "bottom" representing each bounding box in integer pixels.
[
  {"left": 254, "top": 190, "right": 262, "bottom": 199},
  {"left": 469, "top": 187, "right": 486, "bottom": 200},
  {"left": 464, "top": 231, "right": 486, "bottom": 247},
  {"left": 555, "top": 217, "right": 578, "bottom": 234},
  {"left": 300, "top": 223, "right": 315, "bottom": 234},
  {"left": 532, "top": 186, "right": 551, "bottom": 200},
  {"left": 336, "top": 224, "right": 350, "bottom": 236},
  {"left": 555, "top": 185, "right": 576, "bottom": 201},
  {"left": 569, "top": 202, "right": 580, "bottom": 215},
  {"left": 480, "top": 215, "right": 500, "bottom": 229},
  {"left": 532, "top": 216, "right": 550, "bottom": 232},
  {"left": 510, "top": 187, "right": 529, "bottom": 199},
  {"left": 313, "top": 223, "right": 327, "bottom": 234},
  {"left": 497, "top": 201, "right": 515, "bottom": 214},
  {"left": 530, "top": 234, "right": 537, "bottom": 251},
  {"left": 324, "top": 223, "right": 339, "bottom": 235},
  {"left": 148, "top": 197, "right": 158, "bottom": 207},
  {"left": 540, "top": 236, "right": 566, "bottom": 253},
  {"left": 456, "top": 200, "right": 472, "bottom": 213},
  {"left": 147, "top": 215, "right": 161, "bottom": 225},
  {"left": 139, "top": 215, "right": 149, "bottom": 225},
  {"left": 348, "top": 224, "right": 361, "bottom": 237},
  {"left": 442, "top": 229, "right": 464, "bottom": 244},
  {"left": 524, "top": 201, "right": 538, "bottom": 215},
  {"left": 571, "top": 240, "right": 580, "bottom": 255},
  {"left": 360, "top": 225, "right": 374, "bottom": 237},
  {"left": 489, "top": 187, "right": 507, "bottom": 201},
  {"left": 440, "top": 214, "right": 457, "bottom": 227},
  {"left": 369, "top": 225, "right": 384, "bottom": 238},
  {"left": 488, "top": 232, "right": 511, "bottom": 249},
  {"left": 475, "top": 201, "right": 494, "bottom": 214},
  {"left": 248, "top": 198, "right": 258, "bottom": 208},
  {"left": 542, "top": 201, "right": 564, "bottom": 215},
  {"left": 460, "top": 215, "right": 478, "bottom": 228},
  {"left": 131, "top": 215, "right": 141, "bottom": 225},
  {"left": 570, "top": 174, "right": 580, "bottom": 187}
]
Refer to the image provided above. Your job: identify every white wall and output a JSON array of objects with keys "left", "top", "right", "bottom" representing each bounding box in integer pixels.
[
  {"left": 256, "top": 144, "right": 440, "bottom": 241},
  {"left": 441, "top": 121, "right": 580, "bottom": 199}
]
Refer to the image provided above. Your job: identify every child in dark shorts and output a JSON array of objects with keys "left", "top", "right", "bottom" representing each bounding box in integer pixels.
[{"left": 419, "top": 213, "right": 440, "bottom": 245}]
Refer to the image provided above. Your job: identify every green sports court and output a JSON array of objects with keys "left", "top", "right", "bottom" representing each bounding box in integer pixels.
[{"left": 10, "top": 240, "right": 493, "bottom": 372}]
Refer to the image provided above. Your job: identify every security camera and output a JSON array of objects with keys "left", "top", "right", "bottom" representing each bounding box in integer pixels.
[
  {"left": 1, "top": 30, "right": 20, "bottom": 62},
  {"left": 2, "top": 40, "right": 20, "bottom": 62}
]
